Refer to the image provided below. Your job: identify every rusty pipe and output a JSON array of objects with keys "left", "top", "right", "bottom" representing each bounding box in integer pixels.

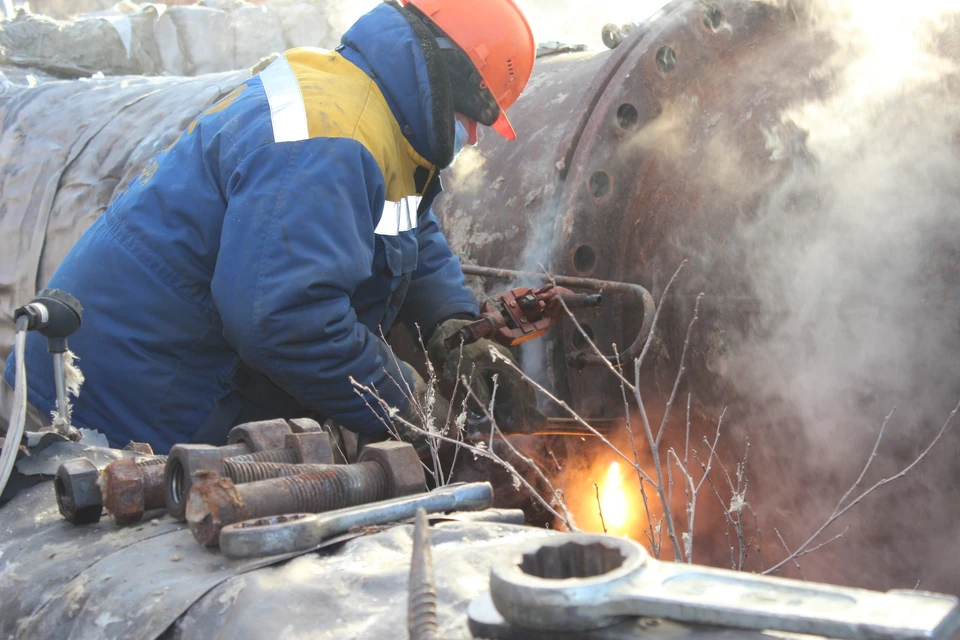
[{"left": 460, "top": 265, "right": 655, "bottom": 368}]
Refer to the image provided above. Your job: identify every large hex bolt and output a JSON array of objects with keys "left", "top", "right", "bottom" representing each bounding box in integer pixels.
[
  {"left": 164, "top": 432, "right": 334, "bottom": 521},
  {"left": 101, "top": 457, "right": 168, "bottom": 525},
  {"left": 55, "top": 458, "right": 103, "bottom": 524},
  {"left": 226, "top": 418, "right": 293, "bottom": 453},
  {"left": 186, "top": 441, "right": 426, "bottom": 546}
]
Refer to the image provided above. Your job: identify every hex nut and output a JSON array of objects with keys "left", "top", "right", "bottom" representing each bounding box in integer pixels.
[
  {"left": 285, "top": 432, "right": 334, "bottom": 464},
  {"left": 357, "top": 441, "right": 426, "bottom": 497},
  {"left": 164, "top": 444, "right": 225, "bottom": 521},
  {"left": 288, "top": 417, "right": 324, "bottom": 434},
  {"left": 101, "top": 458, "right": 147, "bottom": 525},
  {"left": 226, "top": 418, "right": 291, "bottom": 452},
  {"left": 55, "top": 458, "right": 103, "bottom": 525}
]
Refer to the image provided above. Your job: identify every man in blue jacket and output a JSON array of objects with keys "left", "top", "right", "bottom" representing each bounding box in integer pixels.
[{"left": 3, "top": 0, "right": 542, "bottom": 453}]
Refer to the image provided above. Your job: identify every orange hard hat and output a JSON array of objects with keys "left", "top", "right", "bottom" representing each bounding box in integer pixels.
[{"left": 402, "top": 0, "right": 535, "bottom": 140}]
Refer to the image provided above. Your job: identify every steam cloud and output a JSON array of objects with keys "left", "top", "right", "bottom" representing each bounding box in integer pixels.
[{"left": 717, "top": 0, "right": 960, "bottom": 591}]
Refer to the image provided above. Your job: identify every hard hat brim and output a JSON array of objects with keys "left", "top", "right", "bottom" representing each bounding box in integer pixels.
[{"left": 491, "top": 111, "right": 517, "bottom": 140}]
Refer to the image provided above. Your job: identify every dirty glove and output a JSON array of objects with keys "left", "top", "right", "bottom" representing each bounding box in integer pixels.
[
  {"left": 392, "top": 362, "right": 455, "bottom": 453},
  {"left": 427, "top": 318, "right": 547, "bottom": 434}
]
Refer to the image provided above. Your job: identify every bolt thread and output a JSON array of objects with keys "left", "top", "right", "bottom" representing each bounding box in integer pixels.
[
  {"left": 275, "top": 462, "right": 387, "bottom": 513},
  {"left": 134, "top": 456, "right": 167, "bottom": 469},
  {"left": 222, "top": 460, "right": 331, "bottom": 484},
  {"left": 228, "top": 448, "right": 299, "bottom": 464}
]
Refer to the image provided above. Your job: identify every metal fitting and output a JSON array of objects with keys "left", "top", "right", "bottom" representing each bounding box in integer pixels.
[
  {"left": 101, "top": 457, "right": 167, "bottom": 525},
  {"left": 186, "top": 441, "right": 427, "bottom": 547},
  {"left": 356, "top": 441, "right": 424, "bottom": 497},
  {"left": 226, "top": 418, "right": 292, "bottom": 453},
  {"left": 164, "top": 434, "right": 335, "bottom": 520},
  {"left": 285, "top": 432, "right": 334, "bottom": 465},
  {"left": 55, "top": 458, "right": 103, "bottom": 524}
]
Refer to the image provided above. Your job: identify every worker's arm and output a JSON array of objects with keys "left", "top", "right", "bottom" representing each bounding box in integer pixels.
[
  {"left": 398, "top": 207, "right": 479, "bottom": 341},
  {"left": 210, "top": 139, "right": 414, "bottom": 434}
]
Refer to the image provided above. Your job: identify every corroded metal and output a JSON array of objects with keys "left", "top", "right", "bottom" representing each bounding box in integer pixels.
[
  {"left": 459, "top": 265, "right": 655, "bottom": 368},
  {"left": 435, "top": 0, "right": 832, "bottom": 417},
  {"left": 186, "top": 442, "right": 426, "bottom": 546},
  {"left": 101, "top": 456, "right": 167, "bottom": 525},
  {"left": 187, "top": 463, "right": 389, "bottom": 547},
  {"left": 220, "top": 460, "right": 334, "bottom": 484}
]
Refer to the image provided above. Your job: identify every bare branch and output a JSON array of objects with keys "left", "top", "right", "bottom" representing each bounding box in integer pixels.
[
  {"left": 764, "top": 398, "right": 960, "bottom": 575},
  {"left": 774, "top": 528, "right": 805, "bottom": 580},
  {"left": 594, "top": 483, "right": 607, "bottom": 533}
]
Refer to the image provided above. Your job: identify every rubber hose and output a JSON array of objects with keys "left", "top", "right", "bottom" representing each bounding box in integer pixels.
[{"left": 0, "top": 319, "right": 29, "bottom": 499}]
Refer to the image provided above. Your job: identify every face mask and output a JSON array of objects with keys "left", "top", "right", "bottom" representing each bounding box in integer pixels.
[{"left": 451, "top": 119, "right": 469, "bottom": 165}]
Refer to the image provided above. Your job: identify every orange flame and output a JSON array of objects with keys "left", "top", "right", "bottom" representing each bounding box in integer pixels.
[
  {"left": 599, "top": 461, "right": 628, "bottom": 534},
  {"left": 563, "top": 449, "right": 650, "bottom": 539}
]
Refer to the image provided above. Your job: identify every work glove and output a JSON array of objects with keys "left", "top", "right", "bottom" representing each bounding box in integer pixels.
[
  {"left": 392, "top": 362, "right": 456, "bottom": 454},
  {"left": 427, "top": 318, "right": 547, "bottom": 434}
]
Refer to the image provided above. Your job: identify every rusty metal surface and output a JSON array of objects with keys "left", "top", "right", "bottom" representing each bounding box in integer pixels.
[
  {"left": 435, "top": 0, "right": 831, "bottom": 417},
  {"left": 186, "top": 462, "right": 391, "bottom": 546},
  {"left": 101, "top": 456, "right": 167, "bottom": 525},
  {"left": 226, "top": 418, "right": 292, "bottom": 452},
  {"left": 220, "top": 460, "right": 335, "bottom": 484},
  {"left": 460, "top": 265, "right": 655, "bottom": 368}
]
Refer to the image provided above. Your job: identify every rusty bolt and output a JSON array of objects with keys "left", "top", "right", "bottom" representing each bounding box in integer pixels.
[
  {"left": 285, "top": 432, "right": 334, "bottom": 465},
  {"left": 101, "top": 457, "right": 167, "bottom": 525},
  {"left": 164, "top": 442, "right": 334, "bottom": 520},
  {"left": 227, "top": 448, "right": 300, "bottom": 464},
  {"left": 55, "top": 458, "right": 103, "bottom": 525},
  {"left": 186, "top": 441, "right": 427, "bottom": 546},
  {"left": 226, "top": 418, "right": 292, "bottom": 453},
  {"left": 220, "top": 460, "right": 334, "bottom": 484}
]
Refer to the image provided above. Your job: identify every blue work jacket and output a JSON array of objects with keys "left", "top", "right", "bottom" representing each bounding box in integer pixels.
[{"left": 4, "top": 5, "right": 478, "bottom": 453}]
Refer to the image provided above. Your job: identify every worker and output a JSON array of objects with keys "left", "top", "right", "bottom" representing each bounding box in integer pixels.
[{"left": 2, "top": 0, "right": 544, "bottom": 454}]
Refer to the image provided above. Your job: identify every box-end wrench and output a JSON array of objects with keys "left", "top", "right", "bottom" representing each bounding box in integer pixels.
[
  {"left": 488, "top": 534, "right": 960, "bottom": 639},
  {"left": 219, "top": 482, "right": 494, "bottom": 559}
]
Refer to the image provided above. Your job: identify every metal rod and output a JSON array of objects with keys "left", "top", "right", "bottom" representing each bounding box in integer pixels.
[
  {"left": 52, "top": 352, "right": 70, "bottom": 430},
  {"left": 460, "top": 265, "right": 656, "bottom": 368}
]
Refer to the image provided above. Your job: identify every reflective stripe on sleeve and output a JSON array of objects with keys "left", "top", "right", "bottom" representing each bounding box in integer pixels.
[
  {"left": 259, "top": 56, "right": 309, "bottom": 143},
  {"left": 375, "top": 196, "right": 422, "bottom": 236}
]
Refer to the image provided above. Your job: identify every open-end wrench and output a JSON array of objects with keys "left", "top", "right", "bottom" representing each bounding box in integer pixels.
[
  {"left": 219, "top": 482, "right": 494, "bottom": 559},
  {"left": 488, "top": 534, "right": 960, "bottom": 639}
]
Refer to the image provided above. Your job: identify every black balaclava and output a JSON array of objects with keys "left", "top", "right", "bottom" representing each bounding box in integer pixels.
[
  {"left": 398, "top": 2, "right": 502, "bottom": 127},
  {"left": 420, "top": 16, "right": 501, "bottom": 127}
]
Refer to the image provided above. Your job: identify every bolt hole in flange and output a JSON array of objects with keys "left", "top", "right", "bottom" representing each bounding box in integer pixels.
[
  {"left": 702, "top": 4, "right": 725, "bottom": 32},
  {"left": 572, "top": 324, "right": 595, "bottom": 348},
  {"left": 572, "top": 244, "right": 596, "bottom": 273},
  {"left": 616, "top": 103, "right": 639, "bottom": 130},
  {"left": 520, "top": 541, "right": 626, "bottom": 580},
  {"left": 656, "top": 45, "right": 677, "bottom": 73},
  {"left": 588, "top": 171, "right": 612, "bottom": 199}
]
